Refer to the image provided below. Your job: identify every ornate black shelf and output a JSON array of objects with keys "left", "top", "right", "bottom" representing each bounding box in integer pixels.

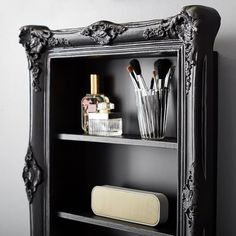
[
  {"left": 19, "top": 4, "right": 220, "bottom": 236},
  {"left": 57, "top": 133, "right": 178, "bottom": 149},
  {"left": 58, "top": 211, "right": 175, "bottom": 236}
]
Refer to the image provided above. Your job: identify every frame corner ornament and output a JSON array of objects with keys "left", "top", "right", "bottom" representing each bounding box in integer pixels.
[
  {"left": 19, "top": 26, "right": 51, "bottom": 92},
  {"left": 143, "top": 7, "right": 199, "bottom": 94},
  {"left": 81, "top": 21, "right": 127, "bottom": 45},
  {"left": 22, "top": 145, "right": 42, "bottom": 204},
  {"left": 182, "top": 162, "right": 198, "bottom": 232},
  {"left": 19, "top": 26, "right": 70, "bottom": 92}
]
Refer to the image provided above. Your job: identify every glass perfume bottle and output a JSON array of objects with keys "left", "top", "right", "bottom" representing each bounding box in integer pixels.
[
  {"left": 81, "top": 74, "right": 108, "bottom": 133},
  {"left": 88, "top": 102, "right": 122, "bottom": 136}
]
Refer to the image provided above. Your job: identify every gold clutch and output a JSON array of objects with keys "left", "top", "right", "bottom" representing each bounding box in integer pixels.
[{"left": 91, "top": 185, "right": 168, "bottom": 226}]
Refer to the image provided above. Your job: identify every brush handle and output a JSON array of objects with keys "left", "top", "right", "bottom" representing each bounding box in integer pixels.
[
  {"left": 164, "top": 66, "right": 175, "bottom": 88},
  {"left": 150, "top": 77, "right": 154, "bottom": 89},
  {"left": 137, "top": 74, "right": 148, "bottom": 91},
  {"left": 158, "top": 78, "right": 163, "bottom": 90},
  {"left": 153, "top": 71, "right": 158, "bottom": 90},
  {"left": 128, "top": 72, "right": 140, "bottom": 90}
]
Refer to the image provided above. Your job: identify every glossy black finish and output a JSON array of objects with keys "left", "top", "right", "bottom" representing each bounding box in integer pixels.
[
  {"left": 57, "top": 133, "right": 177, "bottom": 149},
  {"left": 19, "top": 5, "right": 220, "bottom": 236},
  {"left": 58, "top": 211, "right": 175, "bottom": 236}
]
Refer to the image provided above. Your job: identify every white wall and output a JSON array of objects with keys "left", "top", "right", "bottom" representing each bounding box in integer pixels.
[{"left": 0, "top": 0, "right": 235, "bottom": 235}]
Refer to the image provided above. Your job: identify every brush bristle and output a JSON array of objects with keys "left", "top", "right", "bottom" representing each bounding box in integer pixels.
[
  {"left": 127, "top": 65, "right": 133, "bottom": 73},
  {"left": 130, "top": 59, "right": 141, "bottom": 75},
  {"left": 154, "top": 59, "right": 172, "bottom": 79}
]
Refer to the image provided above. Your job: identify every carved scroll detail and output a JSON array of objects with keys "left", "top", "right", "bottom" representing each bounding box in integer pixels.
[
  {"left": 182, "top": 162, "right": 198, "bottom": 232},
  {"left": 143, "top": 10, "right": 199, "bottom": 94},
  {"left": 19, "top": 26, "right": 70, "bottom": 92},
  {"left": 48, "top": 37, "right": 70, "bottom": 47},
  {"left": 22, "top": 145, "right": 42, "bottom": 204},
  {"left": 81, "top": 21, "right": 127, "bottom": 45}
]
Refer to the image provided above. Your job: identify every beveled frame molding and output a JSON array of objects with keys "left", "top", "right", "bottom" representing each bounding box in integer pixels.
[{"left": 19, "top": 5, "right": 220, "bottom": 236}]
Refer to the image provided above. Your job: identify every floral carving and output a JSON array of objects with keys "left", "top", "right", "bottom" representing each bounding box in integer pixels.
[
  {"left": 19, "top": 26, "right": 51, "bottom": 92},
  {"left": 182, "top": 162, "right": 198, "bottom": 232},
  {"left": 143, "top": 10, "right": 199, "bottom": 94},
  {"left": 19, "top": 26, "right": 70, "bottom": 92},
  {"left": 48, "top": 37, "right": 70, "bottom": 47},
  {"left": 81, "top": 21, "right": 127, "bottom": 45},
  {"left": 22, "top": 145, "right": 42, "bottom": 204}
]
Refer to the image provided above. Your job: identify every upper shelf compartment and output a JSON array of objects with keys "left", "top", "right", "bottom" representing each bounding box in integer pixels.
[{"left": 49, "top": 53, "right": 178, "bottom": 138}]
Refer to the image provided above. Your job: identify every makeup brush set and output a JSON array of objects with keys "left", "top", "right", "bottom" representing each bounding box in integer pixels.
[{"left": 127, "top": 58, "right": 175, "bottom": 139}]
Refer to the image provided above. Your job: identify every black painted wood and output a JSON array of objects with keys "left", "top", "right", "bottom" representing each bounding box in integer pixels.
[
  {"left": 57, "top": 134, "right": 178, "bottom": 149},
  {"left": 19, "top": 5, "right": 220, "bottom": 236},
  {"left": 58, "top": 211, "right": 175, "bottom": 236}
]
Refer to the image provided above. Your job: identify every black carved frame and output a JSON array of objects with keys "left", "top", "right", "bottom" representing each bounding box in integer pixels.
[{"left": 19, "top": 5, "right": 220, "bottom": 236}]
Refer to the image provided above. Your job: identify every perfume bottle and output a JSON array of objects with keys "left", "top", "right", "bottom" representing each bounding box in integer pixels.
[
  {"left": 81, "top": 74, "right": 108, "bottom": 133},
  {"left": 88, "top": 102, "right": 123, "bottom": 136}
]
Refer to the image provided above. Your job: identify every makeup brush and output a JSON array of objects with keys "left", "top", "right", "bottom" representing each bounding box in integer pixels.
[
  {"left": 129, "top": 59, "right": 148, "bottom": 91},
  {"left": 162, "top": 65, "right": 175, "bottom": 131},
  {"left": 127, "top": 66, "right": 140, "bottom": 90},
  {"left": 154, "top": 59, "right": 172, "bottom": 90},
  {"left": 153, "top": 59, "right": 172, "bottom": 138}
]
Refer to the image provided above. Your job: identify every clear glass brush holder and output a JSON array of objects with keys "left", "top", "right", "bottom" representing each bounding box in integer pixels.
[{"left": 135, "top": 88, "right": 169, "bottom": 140}]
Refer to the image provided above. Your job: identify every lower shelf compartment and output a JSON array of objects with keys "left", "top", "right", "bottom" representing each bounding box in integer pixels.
[{"left": 57, "top": 211, "right": 175, "bottom": 236}]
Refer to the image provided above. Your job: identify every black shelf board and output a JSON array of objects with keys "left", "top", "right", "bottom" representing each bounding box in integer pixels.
[
  {"left": 57, "top": 133, "right": 178, "bottom": 149},
  {"left": 57, "top": 211, "right": 175, "bottom": 236}
]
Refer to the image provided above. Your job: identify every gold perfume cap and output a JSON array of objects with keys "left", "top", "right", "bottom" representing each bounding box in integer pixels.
[{"left": 90, "top": 74, "right": 99, "bottom": 94}]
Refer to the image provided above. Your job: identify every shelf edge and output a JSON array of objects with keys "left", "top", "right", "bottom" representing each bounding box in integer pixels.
[
  {"left": 57, "top": 134, "right": 178, "bottom": 149},
  {"left": 57, "top": 211, "right": 175, "bottom": 236}
]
